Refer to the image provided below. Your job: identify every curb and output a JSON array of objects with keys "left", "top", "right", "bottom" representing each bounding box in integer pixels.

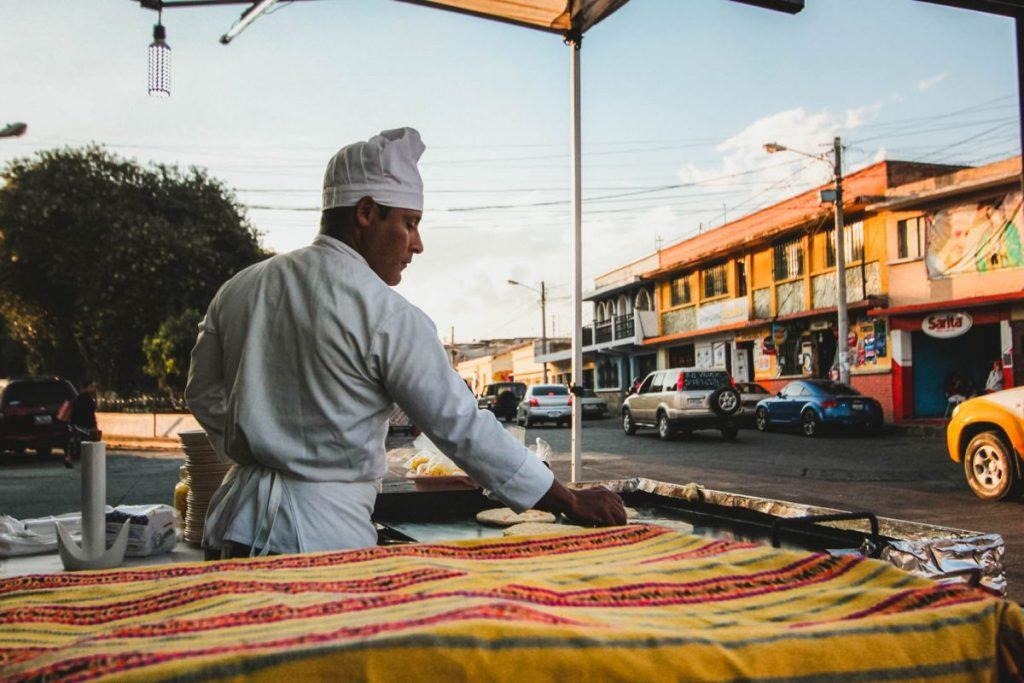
[{"left": 889, "top": 423, "right": 947, "bottom": 439}]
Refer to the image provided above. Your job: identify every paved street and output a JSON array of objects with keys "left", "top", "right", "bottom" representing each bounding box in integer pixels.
[{"left": 3, "top": 421, "right": 1022, "bottom": 599}]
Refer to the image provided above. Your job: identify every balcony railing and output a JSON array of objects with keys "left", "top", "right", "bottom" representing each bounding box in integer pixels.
[
  {"left": 613, "top": 313, "right": 634, "bottom": 340},
  {"left": 595, "top": 320, "right": 613, "bottom": 344}
]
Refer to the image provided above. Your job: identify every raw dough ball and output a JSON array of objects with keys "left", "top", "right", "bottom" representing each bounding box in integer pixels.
[
  {"left": 503, "top": 522, "right": 586, "bottom": 537},
  {"left": 476, "top": 508, "right": 557, "bottom": 527}
]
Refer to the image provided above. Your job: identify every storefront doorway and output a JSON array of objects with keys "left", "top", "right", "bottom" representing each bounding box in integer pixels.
[
  {"left": 733, "top": 341, "right": 754, "bottom": 382},
  {"left": 912, "top": 324, "right": 1000, "bottom": 417}
]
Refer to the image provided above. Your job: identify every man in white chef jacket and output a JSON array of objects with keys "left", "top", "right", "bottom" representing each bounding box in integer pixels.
[{"left": 186, "top": 127, "right": 625, "bottom": 558}]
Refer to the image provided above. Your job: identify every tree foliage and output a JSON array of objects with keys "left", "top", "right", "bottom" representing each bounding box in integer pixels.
[
  {"left": 143, "top": 308, "right": 204, "bottom": 397},
  {"left": 0, "top": 146, "right": 267, "bottom": 392}
]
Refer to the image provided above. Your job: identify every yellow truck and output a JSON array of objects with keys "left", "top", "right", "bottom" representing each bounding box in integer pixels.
[{"left": 947, "top": 387, "right": 1024, "bottom": 500}]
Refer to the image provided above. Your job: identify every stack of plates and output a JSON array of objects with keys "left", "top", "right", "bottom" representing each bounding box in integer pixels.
[{"left": 178, "top": 430, "right": 230, "bottom": 546}]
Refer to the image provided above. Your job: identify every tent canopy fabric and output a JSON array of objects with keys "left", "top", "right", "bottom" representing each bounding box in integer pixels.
[{"left": 394, "top": 0, "right": 631, "bottom": 34}]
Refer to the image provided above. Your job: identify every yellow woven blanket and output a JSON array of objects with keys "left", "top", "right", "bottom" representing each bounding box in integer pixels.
[{"left": 2, "top": 525, "right": 1021, "bottom": 681}]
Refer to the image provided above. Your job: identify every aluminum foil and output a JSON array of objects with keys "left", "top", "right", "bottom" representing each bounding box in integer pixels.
[
  {"left": 881, "top": 534, "right": 1006, "bottom": 597},
  {"left": 572, "top": 478, "right": 1008, "bottom": 594}
]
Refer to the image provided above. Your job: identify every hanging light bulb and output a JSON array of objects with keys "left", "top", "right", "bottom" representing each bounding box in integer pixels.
[{"left": 148, "top": 12, "right": 170, "bottom": 98}]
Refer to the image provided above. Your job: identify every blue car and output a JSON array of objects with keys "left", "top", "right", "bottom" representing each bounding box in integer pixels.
[{"left": 754, "top": 380, "right": 883, "bottom": 437}]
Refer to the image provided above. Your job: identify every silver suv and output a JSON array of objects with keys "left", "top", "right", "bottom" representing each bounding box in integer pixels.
[{"left": 622, "top": 368, "right": 741, "bottom": 441}]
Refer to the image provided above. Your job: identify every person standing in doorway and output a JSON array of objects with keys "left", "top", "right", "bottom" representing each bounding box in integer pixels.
[{"left": 986, "top": 360, "right": 1004, "bottom": 394}]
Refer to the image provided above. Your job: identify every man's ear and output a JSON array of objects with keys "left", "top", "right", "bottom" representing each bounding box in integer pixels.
[{"left": 354, "top": 196, "right": 377, "bottom": 229}]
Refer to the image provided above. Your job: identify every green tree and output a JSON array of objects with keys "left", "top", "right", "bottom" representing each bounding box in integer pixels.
[
  {"left": 143, "top": 308, "right": 203, "bottom": 397},
  {"left": 0, "top": 146, "right": 268, "bottom": 392}
]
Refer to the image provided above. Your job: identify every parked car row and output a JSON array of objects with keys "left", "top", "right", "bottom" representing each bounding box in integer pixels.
[
  {"left": 475, "top": 381, "right": 609, "bottom": 428},
  {"left": 472, "top": 374, "right": 1024, "bottom": 506}
]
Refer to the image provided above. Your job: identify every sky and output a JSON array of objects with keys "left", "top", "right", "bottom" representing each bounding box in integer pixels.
[{"left": 1, "top": 0, "right": 1020, "bottom": 343}]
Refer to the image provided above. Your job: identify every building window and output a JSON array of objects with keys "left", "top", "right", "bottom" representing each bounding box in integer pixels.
[
  {"left": 670, "top": 274, "right": 692, "bottom": 306},
  {"left": 702, "top": 262, "right": 728, "bottom": 299},
  {"left": 735, "top": 259, "right": 747, "bottom": 297},
  {"left": 668, "top": 343, "right": 695, "bottom": 368},
  {"left": 635, "top": 288, "right": 653, "bottom": 311},
  {"left": 826, "top": 221, "right": 865, "bottom": 266},
  {"left": 773, "top": 237, "right": 805, "bottom": 281},
  {"left": 597, "top": 358, "right": 620, "bottom": 389},
  {"left": 897, "top": 216, "right": 926, "bottom": 260}
]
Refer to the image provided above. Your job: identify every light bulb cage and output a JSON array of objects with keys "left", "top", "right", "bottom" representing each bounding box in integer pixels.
[{"left": 148, "top": 19, "right": 170, "bottom": 97}]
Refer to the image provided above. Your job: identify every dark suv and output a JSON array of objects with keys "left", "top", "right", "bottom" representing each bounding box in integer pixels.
[
  {"left": 0, "top": 377, "right": 77, "bottom": 457},
  {"left": 477, "top": 382, "right": 527, "bottom": 422}
]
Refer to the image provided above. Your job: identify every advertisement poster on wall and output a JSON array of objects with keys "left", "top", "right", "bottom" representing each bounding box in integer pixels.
[
  {"left": 926, "top": 191, "right": 1023, "bottom": 278},
  {"left": 696, "top": 344, "right": 713, "bottom": 369},
  {"left": 712, "top": 342, "right": 727, "bottom": 368},
  {"left": 755, "top": 338, "right": 772, "bottom": 372}
]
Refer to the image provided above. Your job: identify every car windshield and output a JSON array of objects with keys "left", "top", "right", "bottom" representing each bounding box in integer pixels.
[
  {"left": 533, "top": 385, "right": 568, "bottom": 396},
  {"left": 2, "top": 381, "right": 73, "bottom": 406}
]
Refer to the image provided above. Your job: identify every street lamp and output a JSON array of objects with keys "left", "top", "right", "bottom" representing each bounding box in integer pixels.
[
  {"left": 0, "top": 122, "right": 27, "bottom": 139},
  {"left": 765, "top": 137, "right": 850, "bottom": 384},
  {"left": 508, "top": 279, "right": 549, "bottom": 383}
]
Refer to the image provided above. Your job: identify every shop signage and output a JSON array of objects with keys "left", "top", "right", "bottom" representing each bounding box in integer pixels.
[{"left": 922, "top": 311, "right": 973, "bottom": 339}]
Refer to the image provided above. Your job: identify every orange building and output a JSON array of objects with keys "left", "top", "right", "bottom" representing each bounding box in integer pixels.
[
  {"left": 867, "top": 157, "right": 1023, "bottom": 420},
  {"left": 638, "top": 159, "right": 985, "bottom": 422}
]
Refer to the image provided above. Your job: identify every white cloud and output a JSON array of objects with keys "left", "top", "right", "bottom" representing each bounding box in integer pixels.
[
  {"left": 917, "top": 73, "right": 947, "bottom": 91},
  {"left": 662, "top": 103, "right": 884, "bottom": 239}
]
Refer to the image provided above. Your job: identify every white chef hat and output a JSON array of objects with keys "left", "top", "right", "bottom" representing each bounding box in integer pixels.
[{"left": 322, "top": 127, "right": 425, "bottom": 212}]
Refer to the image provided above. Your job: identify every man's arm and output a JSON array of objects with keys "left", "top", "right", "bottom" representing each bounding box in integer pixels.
[
  {"left": 369, "top": 307, "right": 625, "bottom": 525},
  {"left": 185, "top": 310, "right": 228, "bottom": 460}
]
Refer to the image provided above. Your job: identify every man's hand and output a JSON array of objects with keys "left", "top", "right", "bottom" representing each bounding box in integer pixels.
[{"left": 534, "top": 479, "right": 627, "bottom": 527}]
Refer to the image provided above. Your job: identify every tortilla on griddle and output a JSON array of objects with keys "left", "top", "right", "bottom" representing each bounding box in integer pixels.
[{"left": 476, "top": 508, "right": 557, "bottom": 527}]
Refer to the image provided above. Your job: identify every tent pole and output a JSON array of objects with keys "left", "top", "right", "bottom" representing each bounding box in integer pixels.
[{"left": 569, "top": 36, "right": 583, "bottom": 483}]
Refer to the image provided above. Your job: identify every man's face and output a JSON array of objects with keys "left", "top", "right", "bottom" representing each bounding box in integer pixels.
[{"left": 359, "top": 201, "right": 424, "bottom": 286}]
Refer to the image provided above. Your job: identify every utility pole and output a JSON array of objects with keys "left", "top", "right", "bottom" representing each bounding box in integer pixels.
[
  {"left": 507, "top": 279, "right": 550, "bottom": 383},
  {"left": 833, "top": 136, "right": 850, "bottom": 385},
  {"left": 540, "top": 281, "right": 549, "bottom": 383},
  {"left": 763, "top": 136, "right": 849, "bottom": 385}
]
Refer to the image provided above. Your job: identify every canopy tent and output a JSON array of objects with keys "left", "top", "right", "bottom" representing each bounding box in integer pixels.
[
  {"left": 392, "top": 0, "right": 632, "bottom": 34},
  {"left": 137, "top": 0, "right": 1024, "bottom": 482}
]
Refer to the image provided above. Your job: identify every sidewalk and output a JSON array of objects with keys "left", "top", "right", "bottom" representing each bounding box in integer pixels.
[{"left": 890, "top": 418, "right": 948, "bottom": 439}]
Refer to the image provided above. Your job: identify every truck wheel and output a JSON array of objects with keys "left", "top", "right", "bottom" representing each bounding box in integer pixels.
[
  {"left": 801, "top": 410, "right": 820, "bottom": 438},
  {"left": 964, "top": 431, "right": 1020, "bottom": 501},
  {"left": 657, "top": 411, "right": 674, "bottom": 441},
  {"left": 621, "top": 409, "right": 636, "bottom": 436}
]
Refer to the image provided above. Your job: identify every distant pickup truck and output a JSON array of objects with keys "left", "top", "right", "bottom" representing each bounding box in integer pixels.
[{"left": 477, "top": 382, "right": 527, "bottom": 422}]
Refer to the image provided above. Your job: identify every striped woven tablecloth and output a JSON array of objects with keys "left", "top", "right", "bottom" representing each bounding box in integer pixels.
[{"left": 2, "top": 525, "right": 1021, "bottom": 681}]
